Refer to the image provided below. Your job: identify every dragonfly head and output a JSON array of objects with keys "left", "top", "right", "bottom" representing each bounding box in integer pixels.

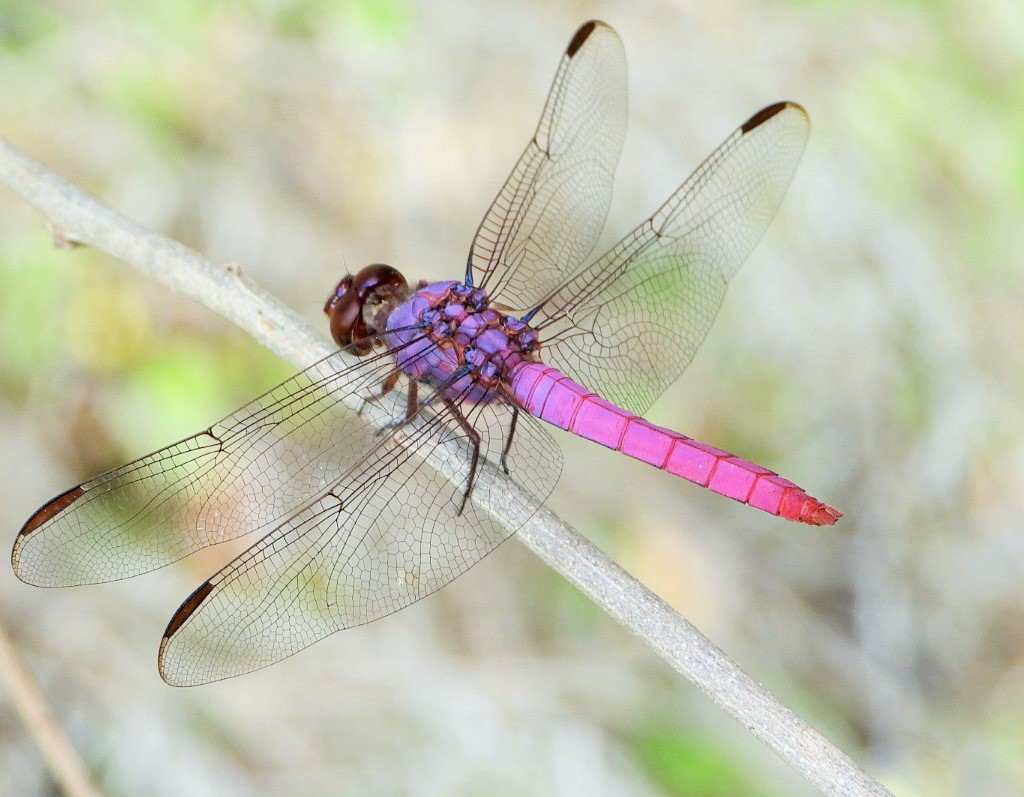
[{"left": 325, "top": 264, "right": 409, "bottom": 355}]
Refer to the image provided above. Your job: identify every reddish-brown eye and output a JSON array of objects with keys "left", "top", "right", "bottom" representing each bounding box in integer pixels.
[
  {"left": 324, "top": 264, "right": 408, "bottom": 354},
  {"left": 324, "top": 276, "right": 353, "bottom": 317}
]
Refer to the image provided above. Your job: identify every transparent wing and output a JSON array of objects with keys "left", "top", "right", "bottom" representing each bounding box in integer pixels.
[
  {"left": 533, "top": 102, "right": 810, "bottom": 415},
  {"left": 12, "top": 348, "right": 411, "bottom": 587},
  {"left": 158, "top": 393, "right": 561, "bottom": 686},
  {"left": 468, "top": 20, "right": 627, "bottom": 311}
]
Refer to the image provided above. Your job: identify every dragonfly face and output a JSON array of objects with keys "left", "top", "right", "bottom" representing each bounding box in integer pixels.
[{"left": 324, "top": 263, "right": 409, "bottom": 354}]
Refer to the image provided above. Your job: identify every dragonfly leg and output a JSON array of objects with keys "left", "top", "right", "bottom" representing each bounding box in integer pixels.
[
  {"left": 441, "top": 396, "right": 481, "bottom": 516},
  {"left": 499, "top": 402, "right": 519, "bottom": 476},
  {"left": 369, "top": 368, "right": 480, "bottom": 511},
  {"left": 370, "top": 377, "right": 420, "bottom": 437},
  {"left": 357, "top": 368, "right": 403, "bottom": 416}
]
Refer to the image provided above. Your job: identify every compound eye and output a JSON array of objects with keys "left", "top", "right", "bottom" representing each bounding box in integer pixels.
[
  {"left": 324, "top": 276, "right": 354, "bottom": 316},
  {"left": 324, "top": 264, "right": 408, "bottom": 354},
  {"left": 327, "top": 287, "right": 365, "bottom": 349},
  {"left": 351, "top": 264, "right": 408, "bottom": 300}
]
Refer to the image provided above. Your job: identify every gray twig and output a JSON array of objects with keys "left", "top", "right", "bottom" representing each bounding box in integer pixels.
[
  {"left": 0, "top": 615, "right": 104, "bottom": 797},
  {"left": 0, "top": 137, "right": 892, "bottom": 797}
]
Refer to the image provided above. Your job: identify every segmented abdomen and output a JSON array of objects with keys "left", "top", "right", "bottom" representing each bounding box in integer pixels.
[{"left": 510, "top": 362, "right": 840, "bottom": 525}]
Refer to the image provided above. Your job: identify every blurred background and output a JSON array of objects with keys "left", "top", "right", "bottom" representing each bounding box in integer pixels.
[{"left": 0, "top": 0, "right": 1022, "bottom": 795}]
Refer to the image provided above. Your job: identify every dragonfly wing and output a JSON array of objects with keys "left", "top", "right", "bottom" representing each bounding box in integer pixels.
[
  {"left": 158, "top": 396, "right": 561, "bottom": 686},
  {"left": 534, "top": 102, "right": 810, "bottom": 415},
  {"left": 12, "top": 349, "right": 407, "bottom": 587},
  {"left": 468, "top": 20, "right": 627, "bottom": 311}
]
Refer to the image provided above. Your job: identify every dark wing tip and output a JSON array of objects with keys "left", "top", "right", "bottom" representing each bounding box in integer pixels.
[
  {"left": 566, "top": 20, "right": 606, "bottom": 57},
  {"left": 18, "top": 485, "right": 86, "bottom": 539},
  {"left": 159, "top": 579, "right": 215, "bottom": 686},
  {"left": 162, "top": 580, "right": 214, "bottom": 642},
  {"left": 12, "top": 485, "right": 87, "bottom": 579},
  {"left": 741, "top": 101, "right": 807, "bottom": 134}
]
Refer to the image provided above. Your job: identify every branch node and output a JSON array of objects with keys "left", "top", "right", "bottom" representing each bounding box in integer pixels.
[{"left": 46, "top": 222, "right": 84, "bottom": 249}]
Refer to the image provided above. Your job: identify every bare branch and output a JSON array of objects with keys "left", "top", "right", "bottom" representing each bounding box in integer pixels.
[
  {"left": 0, "top": 617, "right": 104, "bottom": 797},
  {"left": 0, "top": 138, "right": 892, "bottom": 797}
]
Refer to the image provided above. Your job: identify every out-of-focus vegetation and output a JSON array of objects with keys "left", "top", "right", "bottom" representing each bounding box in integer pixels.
[{"left": 1, "top": 1, "right": 1022, "bottom": 795}]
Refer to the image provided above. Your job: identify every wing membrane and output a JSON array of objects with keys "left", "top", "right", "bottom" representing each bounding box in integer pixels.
[
  {"left": 468, "top": 20, "right": 627, "bottom": 311},
  {"left": 535, "top": 102, "right": 810, "bottom": 415},
  {"left": 12, "top": 349, "right": 404, "bottom": 586},
  {"left": 158, "top": 393, "right": 561, "bottom": 685}
]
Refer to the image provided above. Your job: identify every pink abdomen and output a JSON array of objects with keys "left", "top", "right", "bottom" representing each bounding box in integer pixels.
[{"left": 510, "top": 362, "right": 840, "bottom": 525}]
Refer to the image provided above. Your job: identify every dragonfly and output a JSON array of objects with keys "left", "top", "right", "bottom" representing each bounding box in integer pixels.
[{"left": 12, "top": 20, "right": 840, "bottom": 686}]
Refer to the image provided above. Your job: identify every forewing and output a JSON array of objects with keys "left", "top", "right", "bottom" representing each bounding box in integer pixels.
[
  {"left": 535, "top": 103, "right": 810, "bottom": 415},
  {"left": 12, "top": 349, "right": 405, "bottom": 587},
  {"left": 468, "top": 20, "right": 627, "bottom": 311},
  {"left": 158, "top": 393, "right": 561, "bottom": 686}
]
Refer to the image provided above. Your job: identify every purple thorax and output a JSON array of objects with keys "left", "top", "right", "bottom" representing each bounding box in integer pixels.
[{"left": 385, "top": 281, "right": 539, "bottom": 403}]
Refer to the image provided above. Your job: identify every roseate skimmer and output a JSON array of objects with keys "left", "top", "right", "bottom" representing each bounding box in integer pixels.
[{"left": 13, "top": 21, "right": 840, "bottom": 686}]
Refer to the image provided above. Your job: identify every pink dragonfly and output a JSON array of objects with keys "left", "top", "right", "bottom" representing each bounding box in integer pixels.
[{"left": 13, "top": 21, "right": 839, "bottom": 686}]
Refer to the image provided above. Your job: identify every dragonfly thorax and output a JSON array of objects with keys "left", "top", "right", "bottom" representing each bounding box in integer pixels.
[{"left": 385, "top": 281, "right": 540, "bottom": 403}]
